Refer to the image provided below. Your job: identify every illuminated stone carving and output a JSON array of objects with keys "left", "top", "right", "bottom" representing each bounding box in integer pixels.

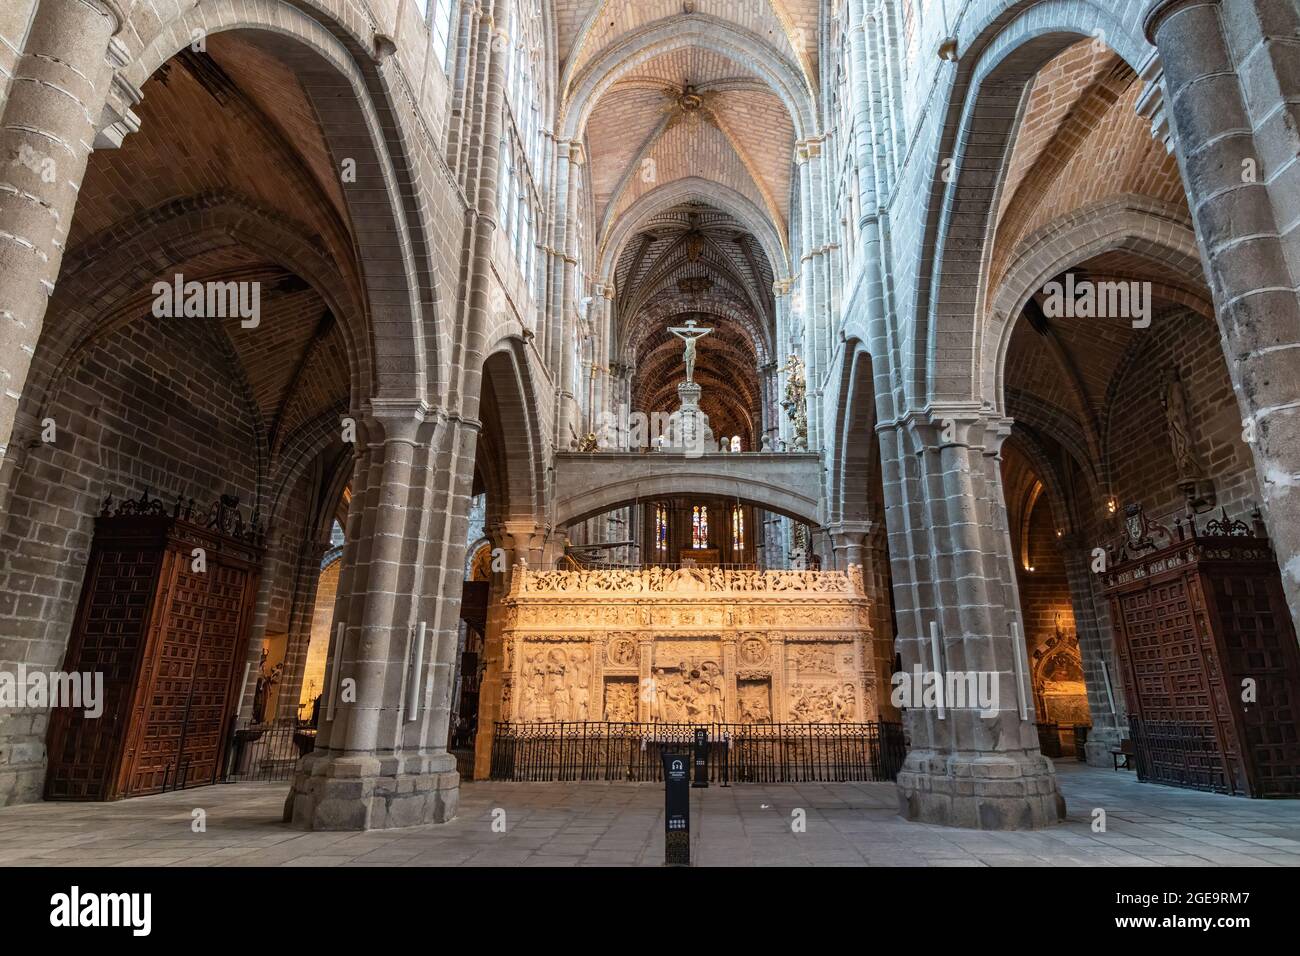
[{"left": 481, "top": 566, "right": 878, "bottom": 737}]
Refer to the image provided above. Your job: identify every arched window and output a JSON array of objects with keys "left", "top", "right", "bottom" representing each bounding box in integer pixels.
[
  {"left": 655, "top": 504, "right": 669, "bottom": 558},
  {"left": 731, "top": 506, "right": 744, "bottom": 551},
  {"left": 692, "top": 506, "right": 709, "bottom": 549},
  {"left": 429, "top": 0, "right": 458, "bottom": 71},
  {"left": 493, "top": 0, "right": 546, "bottom": 294}
]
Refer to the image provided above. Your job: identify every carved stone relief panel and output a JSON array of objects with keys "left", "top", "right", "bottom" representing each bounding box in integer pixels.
[
  {"left": 492, "top": 568, "right": 874, "bottom": 727},
  {"left": 648, "top": 640, "right": 725, "bottom": 723},
  {"left": 737, "top": 679, "right": 772, "bottom": 723},
  {"left": 739, "top": 636, "right": 768, "bottom": 666},
  {"left": 606, "top": 635, "right": 637, "bottom": 668},
  {"left": 517, "top": 644, "right": 595, "bottom": 721},
  {"left": 788, "top": 682, "right": 858, "bottom": 723},
  {"left": 604, "top": 678, "right": 638, "bottom": 722}
]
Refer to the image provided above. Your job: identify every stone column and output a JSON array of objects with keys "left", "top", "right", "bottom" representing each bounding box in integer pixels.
[
  {"left": 770, "top": 638, "right": 786, "bottom": 721},
  {"left": 546, "top": 141, "right": 572, "bottom": 374},
  {"left": 638, "top": 631, "right": 654, "bottom": 721},
  {"left": 829, "top": 522, "right": 870, "bottom": 570},
  {"left": 1145, "top": 0, "right": 1300, "bottom": 624},
  {"left": 470, "top": 524, "right": 517, "bottom": 781},
  {"left": 890, "top": 409, "right": 1064, "bottom": 829},
  {"left": 0, "top": 0, "right": 132, "bottom": 465},
  {"left": 1057, "top": 533, "right": 1126, "bottom": 765},
  {"left": 554, "top": 142, "right": 585, "bottom": 446},
  {"left": 286, "top": 406, "right": 461, "bottom": 830},
  {"left": 721, "top": 635, "right": 739, "bottom": 722}
]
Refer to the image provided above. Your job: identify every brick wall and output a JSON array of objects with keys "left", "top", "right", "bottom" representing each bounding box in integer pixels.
[
  {"left": 0, "top": 315, "right": 264, "bottom": 802},
  {"left": 1105, "top": 308, "right": 1259, "bottom": 527}
]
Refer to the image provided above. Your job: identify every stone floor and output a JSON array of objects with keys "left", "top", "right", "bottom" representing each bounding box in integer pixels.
[{"left": 1, "top": 764, "right": 1298, "bottom": 866}]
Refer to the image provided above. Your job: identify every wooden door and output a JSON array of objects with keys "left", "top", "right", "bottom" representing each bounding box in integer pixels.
[
  {"left": 44, "top": 545, "right": 164, "bottom": 800},
  {"left": 1113, "top": 569, "right": 1240, "bottom": 793},
  {"left": 118, "top": 549, "right": 256, "bottom": 797},
  {"left": 1201, "top": 563, "right": 1300, "bottom": 796}
]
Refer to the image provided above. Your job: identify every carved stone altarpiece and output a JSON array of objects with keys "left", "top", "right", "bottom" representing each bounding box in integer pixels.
[{"left": 480, "top": 565, "right": 876, "bottom": 737}]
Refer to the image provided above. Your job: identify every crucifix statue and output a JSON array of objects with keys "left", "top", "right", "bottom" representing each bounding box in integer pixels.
[{"left": 668, "top": 317, "right": 712, "bottom": 384}]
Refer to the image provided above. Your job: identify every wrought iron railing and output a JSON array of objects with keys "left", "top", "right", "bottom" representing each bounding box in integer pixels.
[
  {"left": 1128, "top": 717, "right": 1237, "bottom": 795},
  {"left": 489, "top": 721, "right": 906, "bottom": 783},
  {"left": 222, "top": 718, "right": 316, "bottom": 783}
]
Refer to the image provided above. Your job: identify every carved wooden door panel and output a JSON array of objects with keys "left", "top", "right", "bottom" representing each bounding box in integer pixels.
[
  {"left": 181, "top": 560, "right": 254, "bottom": 787},
  {"left": 1203, "top": 567, "right": 1300, "bottom": 796},
  {"left": 44, "top": 546, "right": 164, "bottom": 800},
  {"left": 119, "top": 553, "right": 255, "bottom": 797},
  {"left": 119, "top": 549, "right": 211, "bottom": 797},
  {"left": 47, "top": 496, "right": 264, "bottom": 801},
  {"left": 1114, "top": 571, "right": 1237, "bottom": 793}
]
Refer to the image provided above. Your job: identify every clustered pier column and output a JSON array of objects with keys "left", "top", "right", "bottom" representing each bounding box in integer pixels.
[
  {"left": 888, "top": 410, "right": 1065, "bottom": 829},
  {"left": 1146, "top": 0, "right": 1300, "bottom": 624},
  {"left": 286, "top": 407, "right": 463, "bottom": 830},
  {"left": 0, "top": 0, "right": 133, "bottom": 466}
]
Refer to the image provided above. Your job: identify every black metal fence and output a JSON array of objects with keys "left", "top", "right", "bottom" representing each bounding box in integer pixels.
[
  {"left": 222, "top": 719, "right": 316, "bottom": 783},
  {"left": 1128, "top": 717, "right": 1237, "bottom": 795},
  {"left": 489, "top": 721, "right": 906, "bottom": 783}
]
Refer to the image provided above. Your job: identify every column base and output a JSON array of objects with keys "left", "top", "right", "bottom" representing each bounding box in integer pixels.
[
  {"left": 1084, "top": 728, "right": 1123, "bottom": 769},
  {"left": 0, "top": 764, "right": 45, "bottom": 808},
  {"left": 284, "top": 752, "right": 459, "bottom": 831},
  {"left": 896, "top": 750, "right": 1066, "bottom": 830}
]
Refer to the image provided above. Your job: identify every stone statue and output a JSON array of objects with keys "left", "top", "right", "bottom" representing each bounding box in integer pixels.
[
  {"left": 1160, "top": 367, "right": 1204, "bottom": 482},
  {"left": 668, "top": 317, "right": 712, "bottom": 384}
]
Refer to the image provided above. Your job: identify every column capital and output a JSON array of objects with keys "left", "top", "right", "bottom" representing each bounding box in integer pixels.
[
  {"left": 365, "top": 399, "right": 431, "bottom": 445},
  {"left": 794, "top": 138, "right": 824, "bottom": 163},
  {"left": 94, "top": 0, "right": 136, "bottom": 35},
  {"left": 1143, "top": 0, "right": 1213, "bottom": 44},
  {"left": 901, "top": 405, "right": 1014, "bottom": 453},
  {"left": 828, "top": 520, "right": 873, "bottom": 540}
]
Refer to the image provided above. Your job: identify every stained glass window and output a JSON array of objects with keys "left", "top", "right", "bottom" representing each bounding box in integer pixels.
[
  {"left": 692, "top": 506, "right": 709, "bottom": 549},
  {"left": 732, "top": 506, "right": 744, "bottom": 551},
  {"left": 655, "top": 504, "right": 668, "bottom": 557}
]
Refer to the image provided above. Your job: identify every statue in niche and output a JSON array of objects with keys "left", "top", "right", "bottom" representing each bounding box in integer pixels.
[
  {"left": 570, "top": 648, "right": 590, "bottom": 687},
  {"left": 705, "top": 662, "right": 725, "bottom": 721},
  {"left": 520, "top": 667, "right": 541, "bottom": 721},
  {"left": 1160, "top": 367, "right": 1204, "bottom": 482},
  {"left": 651, "top": 668, "right": 669, "bottom": 722},
  {"left": 544, "top": 649, "right": 566, "bottom": 699},
  {"left": 738, "top": 682, "right": 771, "bottom": 723}
]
